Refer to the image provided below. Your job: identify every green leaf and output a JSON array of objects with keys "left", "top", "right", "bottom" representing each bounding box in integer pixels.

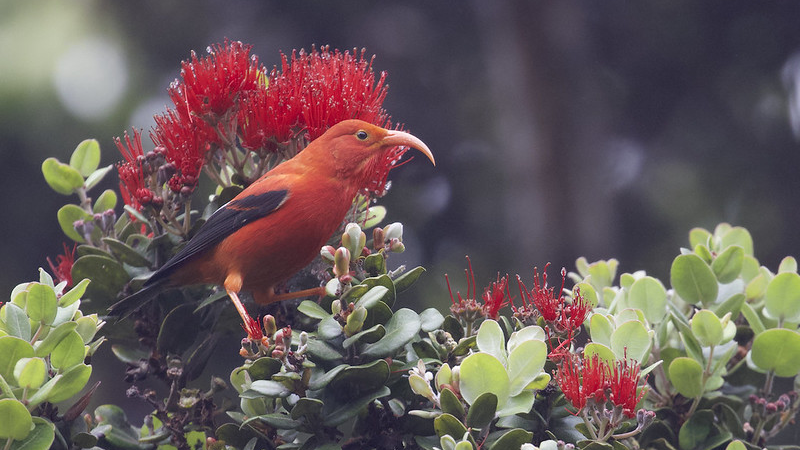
[
  {"left": 628, "top": 276, "right": 667, "bottom": 324},
  {"left": 70, "top": 255, "right": 130, "bottom": 306},
  {"left": 247, "top": 380, "right": 290, "bottom": 398},
  {"left": 476, "top": 319, "right": 507, "bottom": 366},
  {"left": 102, "top": 238, "right": 152, "bottom": 268},
  {"left": 48, "top": 363, "right": 91, "bottom": 403},
  {"left": 689, "top": 227, "right": 712, "bottom": 249},
  {"left": 84, "top": 164, "right": 114, "bottom": 191},
  {"left": 323, "top": 386, "right": 390, "bottom": 427},
  {"left": 57, "top": 205, "right": 93, "bottom": 243},
  {"left": 291, "top": 397, "right": 324, "bottom": 420},
  {"left": 720, "top": 226, "right": 754, "bottom": 256},
  {"left": 668, "top": 357, "right": 704, "bottom": 398},
  {"left": 2, "top": 304, "right": 31, "bottom": 341},
  {"left": 317, "top": 315, "right": 343, "bottom": 340},
  {"left": 751, "top": 328, "right": 800, "bottom": 377},
  {"left": 14, "top": 357, "right": 46, "bottom": 389},
  {"left": 466, "top": 392, "right": 497, "bottom": 429},
  {"left": 507, "top": 340, "right": 546, "bottom": 396},
  {"left": 50, "top": 330, "right": 86, "bottom": 370},
  {"left": 8, "top": 417, "right": 55, "bottom": 450},
  {"left": 342, "top": 324, "right": 385, "bottom": 348},
  {"left": 70, "top": 139, "right": 101, "bottom": 177},
  {"left": 610, "top": 320, "right": 650, "bottom": 363},
  {"left": 93, "top": 404, "right": 140, "bottom": 449},
  {"left": 362, "top": 253, "right": 386, "bottom": 276},
  {"left": 26, "top": 283, "right": 58, "bottom": 325},
  {"left": 583, "top": 342, "right": 616, "bottom": 365},
  {"left": 0, "top": 336, "right": 35, "bottom": 382},
  {"left": 691, "top": 309, "right": 724, "bottom": 348},
  {"left": 671, "top": 254, "right": 718, "bottom": 305},
  {"left": 589, "top": 314, "right": 614, "bottom": 346},
  {"left": 439, "top": 387, "right": 464, "bottom": 421},
  {"left": 459, "top": 353, "right": 510, "bottom": 409},
  {"left": 298, "top": 300, "right": 330, "bottom": 320},
  {"left": 779, "top": 256, "right": 798, "bottom": 274},
  {"left": 433, "top": 413, "right": 467, "bottom": 440},
  {"left": 712, "top": 245, "right": 744, "bottom": 283},
  {"left": 394, "top": 266, "right": 426, "bottom": 293},
  {"left": 764, "top": 272, "right": 800, "bottom": 322},
  {"left": 0, "top": 399, "right": 32, "bottom": 440},
  {"left": 157, "top": 303, "right": 201, "bottom": 356},
  {"left": 355, "top": 286, "right": 390, "bottom": 310},
  {"left": 678, "top": 409, "right": 713, "bottom": 450},
  {"left": 420, "top": 308, "right": 445, "bottom": 332},
  {"left": 329, "top": 360, "right": 390, "bottom": 394},
  {"left": 488, "top": 428, "right": 533, "bottom": 450},
  {"left": 361, "top": 308, "right": 421, "bottom": 358},
  {"left": 306, "top": 338, "right": 343, "bottom": 362},
  {"left": 42, "top": 157, "right": 84, "bottom": 195},
  {"left": 59, "top": 278, "right": 90, "bottom": 307}
]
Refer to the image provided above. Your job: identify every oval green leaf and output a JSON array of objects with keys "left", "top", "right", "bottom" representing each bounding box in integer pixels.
[
  {"left": 459, "top": 352, "right": 510, "bottom": 409},
  {"left": 0, "top": 398, "right": 32, "bottom": 440},
  {"left": 26, "top": 283, "right": 58, "bottom": 325},
  {"left": 750, "top": 328, "right": 800, "bottom": 377},
  {"left": 668, "top": 357, "right": 704, "bottom": 398},
  {"left": 764, "top": 272, "right": 800, "bottom": 323},
  {"left": 42, "top": 157, "right": 84, "bottom": 195},
  {"left": 70, "top": 139, "right": 101, "bottom": 177},
  {"left": 691, "top": 309, "right": 724, "bottom": 348},
  {"left": 671, "top": 254, "right": 718, "bottom": 305},
  {"left": 361, "top": 308, "right": 421, "bottom": 358},
  {"left": 712, "top": 245, "right": 744, "bottom": 283},
  {"left": 628, "top": 276, "right": 667, "bottom": 324},
  {"left": 610, "top": 320, "right": 651, "bottom": 363},
  {"left": 0, "top": 336, "right": 35, "bottom": 382},
  {"left": 50, "top": 330, "right": 86, "bottom": 370}
]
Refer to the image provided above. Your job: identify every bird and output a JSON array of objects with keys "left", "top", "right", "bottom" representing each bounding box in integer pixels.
[{"left": 110, "top": 119, "right": 435, "bottom": 329}]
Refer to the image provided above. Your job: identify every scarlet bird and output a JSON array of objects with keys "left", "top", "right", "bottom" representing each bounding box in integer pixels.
[{"left": 111, "top": 119, "right": 434, "bottom": 328}]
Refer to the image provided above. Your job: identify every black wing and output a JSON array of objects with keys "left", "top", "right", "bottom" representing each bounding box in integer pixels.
[{"left": 146, "top": 189, "right": 289, "bottom": 286}]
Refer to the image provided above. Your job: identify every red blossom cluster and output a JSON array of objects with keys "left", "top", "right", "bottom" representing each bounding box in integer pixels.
[
  {"left": 446, "top": 256, "right": 513, "bottom": 322},
  {"left": 515, "top": 263, "right": 592, "bottom": 358},
  {"left": 47, "top": 243, "right": 76, "bottom": 288},
  {"left": 114, "top": 41, "right": 399, "bottom": 232},
  {"left": 557, "top": 354, "right": 646, "bottom": 419}
]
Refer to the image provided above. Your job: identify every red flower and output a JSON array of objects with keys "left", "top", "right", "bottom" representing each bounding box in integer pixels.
[
  {"left": 169, "top": 40, "right": 263, "bottom": 119},
  {"left": 557, "top": 355, "right": 646, "bottom": 418},
  {"left": 609, "top": 358, "right": 647, "bottom": 418},
  {"left": 47, "top": 243, "right": 76, "bottom": 289},
  {"left": 242, "top": 313, "right": 264, "bottom": 341},
  {"left": 151, "top": 108, "right": 213, "bottom": 194},
  {"left": 239, "top": 46, "right": 392, "bottom": 156},
  {"left": 115, "top": 129, "right": 154, "bottom": 211},
  {"left": 556, "top": 354, "right": 609, "bottom": 413},
  {"left": 517, "top": 263, "right": 562, "bottom": 322},
  {"left": 482, "top": 274, "right": 512, "bottom": 320}
]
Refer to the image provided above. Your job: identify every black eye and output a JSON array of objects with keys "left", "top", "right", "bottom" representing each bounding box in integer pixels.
[{"left": 356, "top": 130, "right": 368, "bottom": 140}]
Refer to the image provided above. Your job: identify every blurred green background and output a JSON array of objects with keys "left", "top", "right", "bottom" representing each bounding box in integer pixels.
[{"left": 3, "top": 0, "right": 800, "bottom": 305}]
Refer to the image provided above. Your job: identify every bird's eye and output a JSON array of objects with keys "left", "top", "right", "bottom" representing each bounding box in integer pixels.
[{"left": 356, "top": 130, "right": 368, "bottom": 141}]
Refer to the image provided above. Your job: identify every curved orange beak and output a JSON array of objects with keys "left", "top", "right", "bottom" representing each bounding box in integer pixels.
[{"left": 382, "top": 130, "right": 435, "bottom": 166}]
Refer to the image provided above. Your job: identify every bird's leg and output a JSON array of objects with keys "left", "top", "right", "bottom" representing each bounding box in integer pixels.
[
  {"left": 254, "top": 286, "right": 326, "bottom": 305},
  {"left": 224, "top": 273, "right": 259, "bottom": 335}
]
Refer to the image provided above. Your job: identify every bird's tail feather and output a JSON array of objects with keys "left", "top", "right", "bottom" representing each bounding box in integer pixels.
[{"left": 108, "top": 278, "right": 168, "bottom": 319}]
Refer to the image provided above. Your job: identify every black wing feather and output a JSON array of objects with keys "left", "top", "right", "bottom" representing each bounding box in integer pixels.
[{"left": 145, "top": 189, "right": 289, "bottom": 286}]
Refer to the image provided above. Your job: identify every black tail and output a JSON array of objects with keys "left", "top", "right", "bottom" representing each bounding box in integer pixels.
[{"left": 108, "top": 278, "right": 169, "bottom": 319}]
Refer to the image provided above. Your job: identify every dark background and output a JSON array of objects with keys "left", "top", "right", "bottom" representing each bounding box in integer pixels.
[
  {"left": 4, "top": 0, "right": 800, "bottom": 438},
  {"left": 4, "top": 0, "right": 800, "bottom": 313}
]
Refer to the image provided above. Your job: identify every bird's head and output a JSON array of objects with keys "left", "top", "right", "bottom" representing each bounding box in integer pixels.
[{"left": 308, "top": 119, "right": 435, "bottom": 196}]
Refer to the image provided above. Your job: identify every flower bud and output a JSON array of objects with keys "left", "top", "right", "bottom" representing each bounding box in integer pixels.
[
  {"left": 320, "top": 245, "right": 336, "bottom": 264},
  {"left": 373, "top": 227, "right": 385, "bottom": 251},
  {"left": 262, "top": 315, "right": 277, "bottom": 337},
  {"left": 333, "top": 247, "right": 351, "bottom": 278},
  {"left": 383, "top": 222, "right": 403, "bottom": 243},
  {"left": 342, "top": 223, "right": 366, "bottom": 258},
  {"left": 344, "top": 306, "right": 367, "bottom": 337},
  {"left": 331, "top": 299, "right": 342, "bottom": 315},
  {"left": 389, "top": 238, "right": 405, "bottom": 253}
]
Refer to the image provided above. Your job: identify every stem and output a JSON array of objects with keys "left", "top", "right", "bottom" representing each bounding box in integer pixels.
[
  {"left": 4, "top": 437, "right": 13, "bottom": 450},
  {"left": 686, "top": 395, "right": 701, "bottom": 417},
  {"left": 30, "top": 323, "right": 45, "bottom": 344},
  {"left": 77, "top": 187, "right": 92, "bottom": 213},
  {"left": 182, "top": 202, "right": 192, "bottom": 235},
  {"left": 580, "top": 409, "right": 599, "bottom": 440},
  {"left": 763, "top": 370, "right": 775, "bottom": 395}
]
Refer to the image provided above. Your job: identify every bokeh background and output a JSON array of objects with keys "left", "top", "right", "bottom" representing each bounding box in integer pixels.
[{"left": 4, "top": 2, "right": 800, "bottom": 329}]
